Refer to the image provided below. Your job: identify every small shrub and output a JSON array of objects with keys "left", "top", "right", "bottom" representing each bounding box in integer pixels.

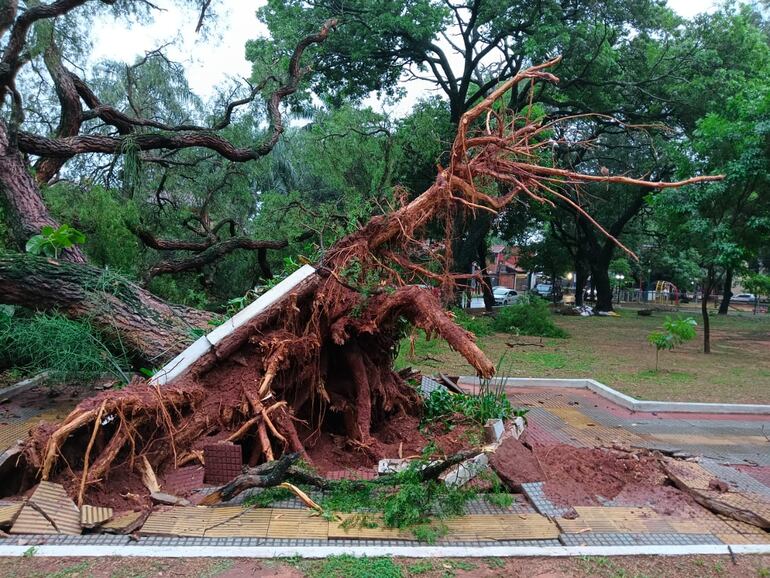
[
  {"left": 647, "top": 316, "right": 697, "bottom": 371},
  {"left": 491, "top": 295, "right": 568, "bottom": 338},
  {"left": 451, "top": 307, "right": 493, "bottom": 336},
  {"left": 422, "top": 387, "right": 514, "bottom": 426}
]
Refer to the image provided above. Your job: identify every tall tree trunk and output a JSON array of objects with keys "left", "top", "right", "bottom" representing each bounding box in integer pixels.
[
  {"left": 574, "top": 265, "right": 587, "bottom": 307},
  {"left": 702, "top": 269, "right": 715, "bottom": 354},
  {"left": 0, "top": 121, "right": 86, "bottom": 263},
  {"left": 0, "top": 254, "right": 211, "bottom": 363},
  {"left": 718, "top": 268, "right": 733, "bottom": 315},
  {"left": 477, "top": 236, "right": 494, "bottom": 311},
  {"left": 593, "top": 265, "right": 614, "bottom": 312}
]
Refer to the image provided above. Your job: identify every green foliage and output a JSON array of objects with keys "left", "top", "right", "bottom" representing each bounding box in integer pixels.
[
  {"left": 0, "top": 311, "right": 129, "bottom": 384},
  {"left": 242, "top": 486, "right": 295, "bottom": 508},
  {"left": 647, "top": 316, "right": 697, "bottom": 371},
  {"left": 422, "top": 387, "right": 514, "bottom": 426},
  {"left": 44, "top": 183, "right": 141, "bottom": 273},
  {"left": 491, "top": 296, "right": 568, "bottom": 338},
  {"left": 380, "top": 465, "right": 475, "bottom": 534},
  {"left": 25, "top": 224, "right": 86, "bottom": 259},
  {"left": 451, "top": 308, "right": 493, "bottom": 337},
  {"left": 308, "top": 555, "right": 402, "bottom": 578},
  {"left": 744, "top": 274, "right": 770, "bottom": 300}
]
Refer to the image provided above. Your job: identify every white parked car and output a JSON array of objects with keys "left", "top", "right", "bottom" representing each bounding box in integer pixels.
[
  {"left": 731, "top": 293, "right": 757, "bottom": 303},
  {"left": 493, "top": 287, "right": 518, "bottom": 306}
]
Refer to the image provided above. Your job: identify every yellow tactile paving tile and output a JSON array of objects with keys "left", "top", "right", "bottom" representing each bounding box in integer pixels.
[
  {"left": 0, "top": 502, "right": 23, "bottom": 528},
  {"left": 10, "top": 481, "right": 81, "bottom": 535},
  {"left": 718, "top": 514, "right": 769, "bottom": 535},
  {"left": 662, "top": 459, "right": 714, "bottom": 490},
  {"left": 653, "top": 433, "right": 770, "bottom": 447},
  {"left": 141, "top": 506, "right": 560, "bottom": 542},
  {"left": 328, "top": 513, "right": 408, "bottom": 539},
  {"left": 0, "top": 420, "right": 34, "bottom": 452},
  {"left": 267, "top": 508, "right": 328, "bottom": 539},
  {"left": 557, "top": 507, "right": 675, "bottom": 534},
  {"left": 716, "top": 533, "right": 770, "bottom": 544},
  {"left": 80, "top": 505, "right": 113, "bottom": 527},
  {"left": 101, "top": 510, "right": 144, "bottom": 533},
  {"left": 441, "top": 513, "right": 560, "bottom": 541},
  {"left": 548, "top": 407, "right": 599, "bottom": 428},
  {"left": 205, "top": 508, "right": 272, "bottom": 538},
  {"left": 712, "top": 492, "right": 770, "bottom": 522}
]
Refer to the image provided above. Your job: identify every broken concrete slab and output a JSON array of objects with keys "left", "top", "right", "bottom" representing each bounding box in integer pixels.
[
  {"left": 150, "top": 492, "right": 191, "bottom": 507},
  {"left": 440, "top": 453, "right": 489, "bottom": 488}
]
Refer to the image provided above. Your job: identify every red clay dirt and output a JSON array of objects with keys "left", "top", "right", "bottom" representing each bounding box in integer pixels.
[{"left": 490, "top": 437, "right": 703, "bottom": 516}]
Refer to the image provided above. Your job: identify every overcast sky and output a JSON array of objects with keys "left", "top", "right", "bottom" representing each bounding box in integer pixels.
[{"left": 91, "top": 0, "right": 718, "bottom": 113}]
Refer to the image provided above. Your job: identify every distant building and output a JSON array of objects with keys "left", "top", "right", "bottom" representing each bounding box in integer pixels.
[{"left": 489, "top": 244, "right": 530, "bottom": 291}]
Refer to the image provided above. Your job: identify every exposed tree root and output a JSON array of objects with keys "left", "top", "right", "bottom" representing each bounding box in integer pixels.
[{"left": 10, "top": 58, "right": 722, "bottom": 505}]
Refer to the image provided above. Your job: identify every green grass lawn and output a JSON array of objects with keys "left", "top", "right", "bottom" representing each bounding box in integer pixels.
[{"left": 396, "top": 307, "right": 770, "bottom": 404}]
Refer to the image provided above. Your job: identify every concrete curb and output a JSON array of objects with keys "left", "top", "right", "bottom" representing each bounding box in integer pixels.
[
  {"left": 150, "top": 265, "right": 317, "bottom": 386},
  {"left": 457, "top": 377, "right": 770, "bottom": 415},
  {"left": 0, "top": 372, "right": 49, "bottom": 400},
  {"left": 0, "top": 543, "right": 768, "bottom": 558}
]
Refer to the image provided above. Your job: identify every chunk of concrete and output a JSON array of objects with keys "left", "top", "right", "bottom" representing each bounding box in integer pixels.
[
  {"left": 150, "top": 492, "right": 191, "bottom": 506},
  {"left": 440, "top": 453, "right": 489, "bottom": 488}
]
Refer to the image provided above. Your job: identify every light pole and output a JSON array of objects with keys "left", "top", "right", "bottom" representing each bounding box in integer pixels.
[{"left": 615, "top": 274, "right": 625, "bottom": 304}]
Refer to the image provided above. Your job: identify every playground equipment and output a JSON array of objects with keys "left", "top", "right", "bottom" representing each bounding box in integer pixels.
[{"left": 653, "top": 280, "right": 680, "bottom": 306}]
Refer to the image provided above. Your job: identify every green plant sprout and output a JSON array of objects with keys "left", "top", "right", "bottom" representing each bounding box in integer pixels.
[
  {"left": 25, "top": 224, "right": 86, "bottom": 259},
  {"left": 647, "top": 316, "right": 697, "bottom": 371}
]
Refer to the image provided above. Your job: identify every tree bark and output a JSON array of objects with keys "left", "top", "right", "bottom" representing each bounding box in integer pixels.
[
  {"left": 0, "top": 253, "right": 211, "bottom": 363},
  {"left": 592, "top": 264, "right": 614, "bottom": 312},
  {"left": 574, "top": 262, "right": 588, "bottom": 307},
  {"left": 701, "top": 269, "right": 715, "bottom": 354},
  {"left": 718, "top": 268, "right": 733, "bottom": 315},
  {"left": 0, "top": 121, "right": 86, "bottom": 262}
]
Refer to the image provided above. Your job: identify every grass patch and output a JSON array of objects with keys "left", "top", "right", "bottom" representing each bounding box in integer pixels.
[
  {"left": 399, "top": 306, "right": 770, "bottom": 404},
  {"left": 308, "top": 555, "right": 402, "bottom": 578},
  {"left": 0, "top": 310, "right": 129, "bottom": 384}
]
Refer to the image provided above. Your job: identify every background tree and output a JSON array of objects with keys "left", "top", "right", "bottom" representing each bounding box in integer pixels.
[
  {"left": 253, "top": 0, "right": 688, "bottom": 310},
  {"left": 0, "top": 0, "right": 337, "bottom": 363}
]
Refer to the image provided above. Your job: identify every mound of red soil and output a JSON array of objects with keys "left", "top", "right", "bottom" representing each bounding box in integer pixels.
[
  {"left": 488, "top": 435, "right": 544, "bottom": 487},
  {"left": 490, "top": 438, "right": 702, "bottom": 515}
]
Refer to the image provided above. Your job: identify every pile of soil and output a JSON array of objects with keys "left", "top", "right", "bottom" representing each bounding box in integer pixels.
[{"left": 490, "top": 436, "right": 702, "bottom": 516}]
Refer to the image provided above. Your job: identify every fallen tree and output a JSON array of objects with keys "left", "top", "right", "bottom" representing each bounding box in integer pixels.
[{"left": 12, "top": 59, "right": 722, "bottom": 503}]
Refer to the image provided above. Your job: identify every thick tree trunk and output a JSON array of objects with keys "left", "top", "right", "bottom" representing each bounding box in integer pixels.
[
  {"left": 593, "top": 265, "right": 614, "bottom": 312},
  {"left": 477, "top": 236, "right": 495, "bottom": 311},
  {"left": 0, "top": 121, "right": 86, "bottom": 263},
  {"left": 0, "top": 253, "right": 211, "bottom": 363},
  {"left": 574, "top": 264, "right": 588, "bottom": 307},
  {"left": 701, "top": 270, "right": 715, "bottom": 354},
  {"left": 718, "top": 268, "right": 733, "bottom": 315}
]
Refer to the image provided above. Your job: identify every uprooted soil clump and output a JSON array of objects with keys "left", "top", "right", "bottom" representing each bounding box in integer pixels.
[{"left": 490, "top": 436, "right": 702, "bottom": 516}]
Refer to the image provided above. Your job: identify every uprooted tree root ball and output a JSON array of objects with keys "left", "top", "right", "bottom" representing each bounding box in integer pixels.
[{"left": 8, "top": 58, "right": 721, "bottom": 505}]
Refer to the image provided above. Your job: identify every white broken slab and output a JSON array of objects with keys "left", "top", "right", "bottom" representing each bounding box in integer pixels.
[
  {"left": 440, "top": 453, "right": 489, "bottom": 488},
  {"left": 150, "top": 265, "right": 317, "bottom": 386},
  {"left": 484, "top": 419, "right": 505, "bottom": 444}
]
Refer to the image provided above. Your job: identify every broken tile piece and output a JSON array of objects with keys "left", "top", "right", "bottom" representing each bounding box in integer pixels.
[
  {"left": 10, "top": 481, "right": 81, "bottom": 535},
  {"left": 0, "top": 502, "right": 23, "bottom": 529},
  {"left": 150, "top": 492, "right": 191, "bottom": 506},
  {"left": 80, "top": 505, "right": 113, "bottom": 528}
]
